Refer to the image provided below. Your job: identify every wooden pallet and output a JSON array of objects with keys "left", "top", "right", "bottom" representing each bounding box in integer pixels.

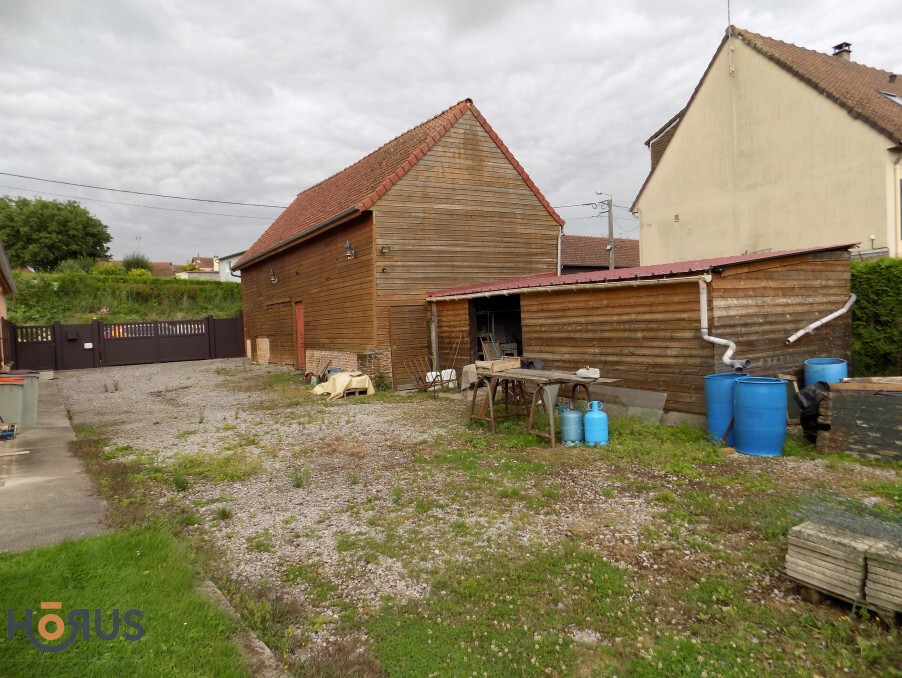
[{"left": 785, "top": 521, "right": 902, "bottom": 622}]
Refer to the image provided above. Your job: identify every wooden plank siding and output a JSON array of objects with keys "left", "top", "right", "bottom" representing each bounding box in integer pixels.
[
  {"left": 710, "top": 250, "right": 851, "bottom": 382},
  {"left": 389, "top": 305, "right": 429, "bottom": 388},
  {"left": 240, "top": 214, "right": 376, "bottom": 367},
  {"left": 434, "top": 299, "right": 471, "bottom": 376},
  {"left": 372, "top": 111, "right": 561, "bottom": 350},
  {"left": 520, "top": 282, "right": 713, "bottom": 414}
]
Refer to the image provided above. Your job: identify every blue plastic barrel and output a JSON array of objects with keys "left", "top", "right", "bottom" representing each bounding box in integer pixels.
[
  {"left": 733, "top": 377, "right": 787, "bottom": 457},
  {"left": 704, "top": 373, "right": 744, "bottom": 445},
  {"left": 584, "top": 401, "right": 608, "bottom": 447},
  {"left": 804, "top": 358, "right": 847, "bottom": 386},
  {"left": 560, "top": 408, "right": 583, "bottom": 446}
]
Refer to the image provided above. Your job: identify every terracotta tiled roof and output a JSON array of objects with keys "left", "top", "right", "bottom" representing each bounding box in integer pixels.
[
  {"left": 737, "top": 27, "right": 902, "bottom": 143},
  {"left": 632, "top": 26, "right": 902, "bottom": 210},
  {"left": 560, "top": 235, "right": 640, "bottom": 269},
  {"left": 235, "top": 99, "right": 564, "bottom": 269},
  {"left": 427, "top": 243, "right": 854, "bottom": 299}
]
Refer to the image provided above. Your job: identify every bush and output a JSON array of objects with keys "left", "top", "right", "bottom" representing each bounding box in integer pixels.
[
  {"left": 128, "top": 268, "right": 152, "bottom": 279},
  {"left": 851, "top": 257, "right": 902, "bottom": 376},
  {"left": 91, "top": 262, "right": 126, "bottom": 277},
  {"left": 122, "top": 252, "right": 152, "bottom": 273},
  {"left": 54, "top": 257, "right": 95, "bottom": 274}
]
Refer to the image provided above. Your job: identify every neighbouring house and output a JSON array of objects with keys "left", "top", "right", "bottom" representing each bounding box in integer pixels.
[
  {"left": 217, "top": 251, "right": 244, "bottom": 282},
  {"left": 632, "top": 26, "right": 902, "bottom": 265},
  {"left": 233, "top": 98, "right": 564, "bottom": 386},
  {"left": 175, "top": 255, "right": 221, "bottom": 281},
  {"left": 189, "top": 256, "right": 218, "bottom": 272},
  {"left": 560, "top": 235, "right": 640, "bottom": 274},
  {"left": 428, "top": 245, "right": 853, "bottom": 423},
  {"left": 0, "top": 237, "right": 17, "bottom": 367}
]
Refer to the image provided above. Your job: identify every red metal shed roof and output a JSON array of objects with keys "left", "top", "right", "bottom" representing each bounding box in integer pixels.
[
  {"left": 426, "top": 244, "right": 854, "bottom": 299},
  {"left": 235, "top": 99, "right": 564, "bottom": 269}
]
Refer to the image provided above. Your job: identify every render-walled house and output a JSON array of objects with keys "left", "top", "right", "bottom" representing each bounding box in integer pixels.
[
  {"left": 234, "top": 99, "right": 563, "bottom": 386},
  {"left": 632, "top": 27, "right": 902, "bottom": 265}
]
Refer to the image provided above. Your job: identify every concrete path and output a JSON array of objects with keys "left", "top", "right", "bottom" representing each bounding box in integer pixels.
[{"left": 0, "top": 379, "right": 108, "bottom": 552}]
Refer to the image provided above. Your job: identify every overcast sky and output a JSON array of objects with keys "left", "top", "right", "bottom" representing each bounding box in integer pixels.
[{"left": 1, "top": 1, "right": 901, "bottom": 264}]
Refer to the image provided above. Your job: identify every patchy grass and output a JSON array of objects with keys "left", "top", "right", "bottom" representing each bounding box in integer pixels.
[
  {"left": 366, "top": 545, "right": 637, "bottom": 676},
  {"left": 170, "top": 451, "right": 263, "bottom": 485},
  {"left": 0, "top": 527, "right": 248, "bottom": 676}
]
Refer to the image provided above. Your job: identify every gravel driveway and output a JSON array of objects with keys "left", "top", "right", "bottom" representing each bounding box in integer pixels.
[{"left": 56, "top": 359, "right": 901, "bottom": 671}]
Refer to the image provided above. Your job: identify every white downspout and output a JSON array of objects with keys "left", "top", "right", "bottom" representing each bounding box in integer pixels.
[
  {"left": 699, "top": 276, "right": 751, "bottom": 372},
  {"left": 556, "top": 228, "right": 562, "bottom": 276},
  {"left": 785, "top": 294, "right": 856, "bottom": 345}
]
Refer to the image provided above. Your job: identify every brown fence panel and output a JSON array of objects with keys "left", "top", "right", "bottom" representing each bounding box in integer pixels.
[
  {"left": 14, "top": 324, "right": 56, "bottom": 370},
  {"left": 159, "top": 320, "right": 210, "bottom": 362},
  {"left": 213, "top": 315, "right": 244, "bottom": 358},
  {"left": 102, "top": 322, "right": 161, "bottom": 366},
  {"left": 58, "top": 322, "right": 99, "bottom": 370}
]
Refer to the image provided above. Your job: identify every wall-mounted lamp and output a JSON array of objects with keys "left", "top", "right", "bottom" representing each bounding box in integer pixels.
[
  {"left": 269, "top": 269, "right": 278, "bottom": 284},
  {"left": 344, "top": 240, "right": 356, "bottom": 260},
  {"left": 380, "top": 245, "right": 391, "bottom": 254}
]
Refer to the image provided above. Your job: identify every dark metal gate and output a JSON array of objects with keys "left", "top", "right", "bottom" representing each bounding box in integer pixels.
[{"left": 9, "top": 315, "right": 245, "bottom": 371}]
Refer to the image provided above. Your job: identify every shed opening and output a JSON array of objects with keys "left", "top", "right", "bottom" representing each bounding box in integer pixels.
[{"left": 469, "top": 295, "right": 522, "bottom": 361}]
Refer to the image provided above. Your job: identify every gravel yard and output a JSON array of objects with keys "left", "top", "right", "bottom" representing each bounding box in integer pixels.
[{"left": 57, "top": 359, "right": 901, "bottom": 676}]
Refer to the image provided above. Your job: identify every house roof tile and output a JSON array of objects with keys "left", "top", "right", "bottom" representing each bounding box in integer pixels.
[
  {"left": 427, "top": 243, "right": 854, "bottom": 299},
  {"left": 560, "top": 235, "right": 640, "bottom": 268},
  {"left": 236, "top": 99, "right": 564, "bottom": 269}
]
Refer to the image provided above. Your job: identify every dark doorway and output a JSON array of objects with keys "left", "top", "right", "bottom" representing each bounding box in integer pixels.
[{"left": 469, "top": 295, "right": 521, "bottom": 361}]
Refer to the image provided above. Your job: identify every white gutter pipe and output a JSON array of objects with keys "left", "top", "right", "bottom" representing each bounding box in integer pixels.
[
  {"left": 698, "top": 276, "right": 751, "bottom": 372},
  {"left": 785, "top": 294, "right": 856, "bottom": 345}
]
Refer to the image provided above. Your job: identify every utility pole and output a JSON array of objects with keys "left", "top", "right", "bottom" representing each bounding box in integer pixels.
[{"left": 606, "top": 198, "right": 614, "bottom": 270}]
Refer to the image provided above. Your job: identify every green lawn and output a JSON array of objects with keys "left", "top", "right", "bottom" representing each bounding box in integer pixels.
[{"left": 0, "top": 527, "right": 248, "bottom": 677}]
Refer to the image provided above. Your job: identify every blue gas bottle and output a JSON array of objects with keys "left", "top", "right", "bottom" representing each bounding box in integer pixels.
[
  {"left": 584, "top": 401, "right": 608, "bottom": 446},
  {"left": 560, "top": 407, "right": 583, "bottom": 446}
]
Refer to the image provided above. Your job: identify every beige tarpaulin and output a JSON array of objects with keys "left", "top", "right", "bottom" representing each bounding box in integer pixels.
[{"left": 311, "top": 371, "right": 375, "bottom": 400}]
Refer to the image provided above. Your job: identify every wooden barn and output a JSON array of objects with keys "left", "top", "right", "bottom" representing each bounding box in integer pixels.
[
  {"left": 233, "top": 99, "right": 563, "bottom": 386},
  {"left": 427, "top": 245, "right": 853, "bottom": 421}
]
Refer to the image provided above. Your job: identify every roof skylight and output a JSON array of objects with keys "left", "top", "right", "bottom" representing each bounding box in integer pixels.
[{"left": 878, "top": 89, "right": 902, "bottom": 106}]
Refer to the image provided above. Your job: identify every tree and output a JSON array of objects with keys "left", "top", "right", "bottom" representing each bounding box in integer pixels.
[{"left": 0, "top": 196, "right": 112, "bottom": 272}]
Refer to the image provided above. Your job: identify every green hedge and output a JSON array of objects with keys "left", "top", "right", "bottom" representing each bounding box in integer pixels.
[
  {"left": 851, "top": 258, "right": 902, "bottom": 377},
  {"left": 8, "top": 272, "right": 242, "bottom": 325}
]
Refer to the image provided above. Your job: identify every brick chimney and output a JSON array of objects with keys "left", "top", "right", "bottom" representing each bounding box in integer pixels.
[{"left": 832, "top": 42, "right": 852, "bottom": 61}]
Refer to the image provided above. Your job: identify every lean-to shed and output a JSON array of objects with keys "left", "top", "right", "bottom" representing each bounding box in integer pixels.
[{"left": 427, "top": 245, "right": 854, "bottom": 421}]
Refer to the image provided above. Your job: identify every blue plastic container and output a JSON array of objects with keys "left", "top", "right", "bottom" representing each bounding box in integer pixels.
[
  {"left": 733, "top": 377, "right": 787, "bottom": 457},
  {"left": 560, "top": 408, "right": 583, "bottom": 446},
  {"left": 326, "top": 367, "right": 342, "bottom": 376},
  {"left": 804, "top": 358, "right": 848, "bottom": 386},
  {"left": 704, "top": 373, "right": 744, "bottom": 446},
  {"left": 584, "top": 401, "right": 608, "bottom": 447}
]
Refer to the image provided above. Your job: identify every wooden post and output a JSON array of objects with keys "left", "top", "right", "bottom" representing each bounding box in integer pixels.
[{"left": 51, "top": 321, "right": 64, "bottom": 371}]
